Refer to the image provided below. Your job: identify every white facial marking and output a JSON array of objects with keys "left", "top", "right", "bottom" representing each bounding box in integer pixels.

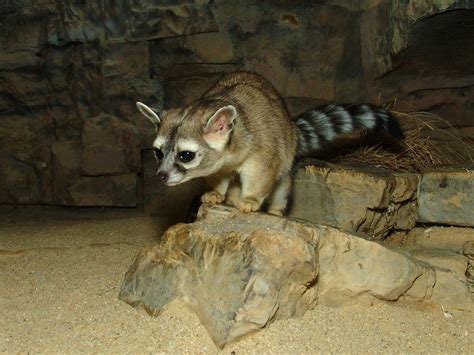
[
  {"left": 175, "top": 139, "right": 202, "bottom": 168},
  {"left": 177, "top": 139, "right": 199, "bottom": 152},
  {"left": 153, "top": 136, "right": 165, "bottom": 149}
]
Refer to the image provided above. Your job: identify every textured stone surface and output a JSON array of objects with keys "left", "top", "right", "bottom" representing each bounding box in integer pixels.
[
  {"left": 289, "top": 163, "right": 418, "bottom": 239},
  {"left": 464, "top": 241, "right": 474, "bottom": 292},
  {"left": 119, "top": 205, "right": 472, "bottom": 347},
  {"left": 51, "top": 140, "right": 82, "bottom": 204},
  {"left": 386, "top": 226, "right": 474, "bottom": 298},
  {"left": 0, "top": 0, "right": 473, "bottom": 206},
  {"left": 81, "top": 113, "right": 141, "bottom": 176},
  {"left": 104, "top": 0, "right": 218, "bottom": 42},
  {"left": 51, "top": 139, "right": 138, "bottom": 207},
  {"left": 418, "top": 168, "right": 474, "bottom": 227},
  {"left": 68, "top": 174, "right": 138, "bottom": 207},
  {"left": 0, "top": 152, "right": 42, "bottom": 204},
  {"left": 0, "top": 0, "right": 171, "bottom": 205},
  {"left": 386, "top": 226, "right": 474, "bottom": 253}
]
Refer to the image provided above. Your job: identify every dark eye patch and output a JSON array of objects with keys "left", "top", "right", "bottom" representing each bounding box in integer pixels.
[
  {"left": 178, "top": 151, "right": 195, "bottom": 163},
  {"left": 153, "top": 147, "right": 164, "bottom": 160}
]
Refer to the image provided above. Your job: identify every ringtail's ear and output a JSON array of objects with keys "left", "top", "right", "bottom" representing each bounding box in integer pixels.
[
  {"left": 136, "top": 102, "right": 160, "bottom": 127},
  {"left": 203, "top": 105, "right": 237, "bottom": 152}
]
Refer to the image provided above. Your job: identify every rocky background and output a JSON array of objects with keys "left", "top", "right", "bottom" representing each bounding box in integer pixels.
[{"left": 1, "top": 0, "right": 473, "bottom": 206}]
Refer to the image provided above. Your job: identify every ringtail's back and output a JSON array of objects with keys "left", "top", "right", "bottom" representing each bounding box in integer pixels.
[{"left": 137, "top": 71, "right": 403, "bottom": 215}]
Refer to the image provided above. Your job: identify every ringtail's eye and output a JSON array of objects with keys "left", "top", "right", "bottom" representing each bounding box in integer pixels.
[
  {"left": 153, "top": 148, "right": 163, "bottom": 161},
  {"left": 178, "top": 151, "right": 195, "bottom": 163}
]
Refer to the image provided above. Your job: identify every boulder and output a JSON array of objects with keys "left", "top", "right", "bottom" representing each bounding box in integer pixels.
[{"left": 119, "top": 204, "right": 472, "bottom": 347}]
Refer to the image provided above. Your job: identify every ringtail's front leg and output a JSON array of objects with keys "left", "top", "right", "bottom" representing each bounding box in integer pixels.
[
  {"left": 237, "top": 158, "right": 277, "bottom": 213},
  {"left": 201, "top": 175, "right": 231, "bottom": 205}
]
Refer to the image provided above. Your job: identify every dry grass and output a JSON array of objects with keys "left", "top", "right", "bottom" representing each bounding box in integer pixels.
[{"left": 333, "top": 110, "right": 473, "bottom": 173}]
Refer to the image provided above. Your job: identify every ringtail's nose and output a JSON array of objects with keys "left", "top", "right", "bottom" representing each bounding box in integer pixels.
[{"left": 157, "top": 171, "right": 169, "bottom": 183}]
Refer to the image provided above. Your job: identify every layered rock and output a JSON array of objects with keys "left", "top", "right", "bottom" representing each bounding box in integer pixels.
[{"left": 289, "top": 163, "right": 418, "bottom": 239}]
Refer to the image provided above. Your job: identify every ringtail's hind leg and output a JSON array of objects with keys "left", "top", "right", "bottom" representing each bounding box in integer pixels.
[
  {"left": 201, "top": 175, "right": 231, "bottom": 204},
  {"left": 266, "top": 175, "right": 292, "bottom": 216}
]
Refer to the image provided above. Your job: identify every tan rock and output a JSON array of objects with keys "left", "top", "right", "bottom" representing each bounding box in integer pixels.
[
  {"left": 119, "top": 205, "right": 472, "bottom": 347},
  {"left": 120, "top": 205, "right": 319, "bottom": 347}
]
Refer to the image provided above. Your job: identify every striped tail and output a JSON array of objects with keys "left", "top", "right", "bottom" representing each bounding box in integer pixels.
[{"left": 294, "top": 104, "right": 404, "bottom": 157}]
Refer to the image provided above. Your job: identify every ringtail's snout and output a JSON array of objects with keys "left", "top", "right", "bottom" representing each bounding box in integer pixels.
[{"left": 136, "top": 101, "right": 236, "bottom": 186}]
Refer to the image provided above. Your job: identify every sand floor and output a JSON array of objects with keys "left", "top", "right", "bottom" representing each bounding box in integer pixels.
[{"left": 0, "top": 207, "right": 472, "bottom": 353}]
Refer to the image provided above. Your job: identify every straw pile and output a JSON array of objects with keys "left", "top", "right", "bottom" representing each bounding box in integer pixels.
[{"left": 331, "top": 110, "right": 473, "bottom": 173}]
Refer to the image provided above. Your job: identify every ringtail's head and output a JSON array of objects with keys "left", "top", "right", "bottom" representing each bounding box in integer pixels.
[{"left": 136, "top": 101, "right": 236, "bottom": 186}]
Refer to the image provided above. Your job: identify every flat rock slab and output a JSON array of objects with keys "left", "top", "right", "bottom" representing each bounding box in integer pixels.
[
  {"left": 418, "top": 168, "right": 474, "bottom": 227},
  {"left": 119, "top": 205, "right": 472, "bottom": 347}
]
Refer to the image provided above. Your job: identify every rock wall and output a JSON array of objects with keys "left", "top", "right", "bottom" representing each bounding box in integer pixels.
[{"left": 1, "top": 0, "right": 473, "bottom": 206}]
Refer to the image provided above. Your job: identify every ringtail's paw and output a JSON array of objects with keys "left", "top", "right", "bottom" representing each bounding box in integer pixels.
[
  {"left": 236, "top": 198, "right": 260, "bottom": 213},
  {"left": 267, "top": 208, "right": 284, "bottom": 216},
  {"left": 201, "top": 191, "right": 225, "bottom": 204}
]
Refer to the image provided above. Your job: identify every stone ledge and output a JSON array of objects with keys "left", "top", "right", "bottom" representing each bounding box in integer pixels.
[{"left": 289, "top": 162, "right": 418, "bottom": 239}]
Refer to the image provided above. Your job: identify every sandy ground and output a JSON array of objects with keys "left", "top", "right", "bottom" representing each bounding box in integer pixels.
[{"left": 0, "top": 207, "right": 472, "bottom": 354}]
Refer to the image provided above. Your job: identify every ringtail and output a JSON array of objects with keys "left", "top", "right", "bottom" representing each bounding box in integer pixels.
[{"left": 137, "top": 71, "right": 403, "bottom": 215}]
